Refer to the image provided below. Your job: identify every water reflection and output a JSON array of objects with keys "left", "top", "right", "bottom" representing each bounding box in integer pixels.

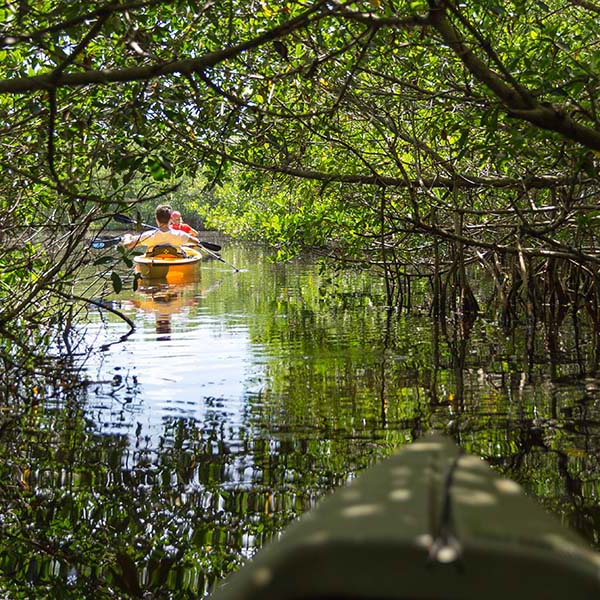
[
  {"left": 0, "top": 244, "right": 599, "bottom": 598},
  {"left": 83, "top": 273, "right": 253, "bottom": 445},
  {"left": 127, "top": 283, "right": 196, "bottom": 339}
]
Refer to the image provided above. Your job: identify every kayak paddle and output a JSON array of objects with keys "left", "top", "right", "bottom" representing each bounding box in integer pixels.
[{"left": 193, "top": 241, "right": 240, "bottom": 272}]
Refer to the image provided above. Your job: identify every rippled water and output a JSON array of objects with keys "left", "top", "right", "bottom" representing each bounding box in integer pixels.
[{"left": 1, "top": 241, "right": 599, "bottom": 597}]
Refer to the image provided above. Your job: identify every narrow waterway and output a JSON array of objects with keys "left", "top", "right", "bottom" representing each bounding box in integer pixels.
[{"left": 1, "top": 242, "right": 599, "bottom": 597}]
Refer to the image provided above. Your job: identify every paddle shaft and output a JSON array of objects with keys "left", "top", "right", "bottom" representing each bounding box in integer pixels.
[
  {"left": 114, "top": 213, "right": 157, "bottom": 232},
  {"left": 196, "top": 243, "right": 240, "bottom": 272}
]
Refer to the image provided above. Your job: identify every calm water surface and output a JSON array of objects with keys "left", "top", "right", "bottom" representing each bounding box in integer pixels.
[{"left": 3, "top": 242, "right": 600, "bottom": 597}]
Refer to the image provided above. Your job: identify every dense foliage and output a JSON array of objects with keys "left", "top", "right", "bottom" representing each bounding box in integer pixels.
[
  {"left": 1, "top": 0, "right": 600, "bottom": 594},
  {"left": 2, "top": 1, "right": 600, "bottom": 328}
]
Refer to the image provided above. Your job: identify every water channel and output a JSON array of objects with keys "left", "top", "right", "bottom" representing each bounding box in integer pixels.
[{"left": 2, "top": 241, "right": 600, "bottom": 597}]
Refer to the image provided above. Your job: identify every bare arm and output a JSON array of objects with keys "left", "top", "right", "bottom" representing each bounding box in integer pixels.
[{"left": 121, "top": 232, "right": 148, "bottom": 249}]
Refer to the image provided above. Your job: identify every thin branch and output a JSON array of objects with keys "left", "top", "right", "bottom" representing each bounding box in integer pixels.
[
  {"left": 569, "top": 0, "right": 600, "bottom": 14},
  {"left": 53, "top": 12, "right": 112, "bottom": 76},
  {"left": 3, "top": 0, "right": 174, "bottom": 42},
  {"left": 60, "top": 292, "right": 136, "bottom": 341},
  {"left": 187, "top": 141, "right": 589, "bottom": 190}
]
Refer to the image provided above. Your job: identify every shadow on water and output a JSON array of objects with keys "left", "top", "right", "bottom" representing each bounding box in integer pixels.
[{"left": 0, "top": 242, "right": 599, "bottom": 597}]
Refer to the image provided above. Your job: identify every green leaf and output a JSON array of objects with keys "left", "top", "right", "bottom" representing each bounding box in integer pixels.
[
  {"left": 147, "top": 157, "right": 168, "bottom": 181},
  {"left": 110, "top": 271, "right": 123, "bottom": 294}
]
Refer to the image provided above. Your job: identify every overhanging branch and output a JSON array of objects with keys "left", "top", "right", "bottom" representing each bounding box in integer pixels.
[
  {"left": 0, "top": 1, "right": 331, "bottom": 94},
  {"left": 196, "top": 143, "right": 590, "bottom": 190},
  {"left": 428, "top": 1, "right": 600, "bottom": 151}
]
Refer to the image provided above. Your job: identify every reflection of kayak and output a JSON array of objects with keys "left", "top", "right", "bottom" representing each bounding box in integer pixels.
[
  {"left": 133, "top": 244, "right": 202, "bottom": 282},
  {"left": 210, "top": 433, "right": 600, "bottom": 600},
  {"left": 128, "top": 286, "right": 194, "bottom": 316},
  {"left": 126, "top": 282, "right": 198, "bottom": 337}
]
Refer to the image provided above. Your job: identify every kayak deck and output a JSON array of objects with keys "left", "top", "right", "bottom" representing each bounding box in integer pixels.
[{"left": 209, "top": 433, "right": 600, "bottom": 599}]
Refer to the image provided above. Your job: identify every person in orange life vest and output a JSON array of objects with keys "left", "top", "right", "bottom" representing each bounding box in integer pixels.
[
  {"left": 121, "top": 204, "right": 199, "bottom": 250},
  {"left": 169, "top": 210, "right": 198, "bottom": 236}
]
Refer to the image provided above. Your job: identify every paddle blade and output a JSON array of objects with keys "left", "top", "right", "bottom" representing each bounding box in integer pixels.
[
  {"left": 89, "top": 236, "right": 122, "bottom": 249},
  {"left": 114, "top": 213, "right": 157, "bottom": 232},
  {"left": 113, "top": 213, "right": 136, "bottom": 225},
  {"left": 199, "top": 241, "right": 222, "bottom": 252}
]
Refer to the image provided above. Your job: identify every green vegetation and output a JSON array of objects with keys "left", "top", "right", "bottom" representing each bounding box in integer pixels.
[
  {"left": 2, "top": 1, "right": 600, "bottom": 370},
  {"left": 2, "top": 1, "right": 600, "bottom": 594}
]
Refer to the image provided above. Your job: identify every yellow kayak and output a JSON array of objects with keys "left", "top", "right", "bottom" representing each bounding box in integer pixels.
[{"left": 133, "top": 244, "right": 202, "bottom": 283}]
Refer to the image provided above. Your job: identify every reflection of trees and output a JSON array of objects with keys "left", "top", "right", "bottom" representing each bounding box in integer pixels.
[
  {"left": 471, "top": 419, "right": 600, "bottom": 549},
  {"left": 443, "top": 306, "right": 600, "bottom": 548},
  {"left": 238, "top": 261, "right": 600, "bottom": 549},
  {"left": 0, "top": 380, "right": 410, "bottom": 598},
  {"left": 2, "top": 256, "right": 600, "bottom": 598}
]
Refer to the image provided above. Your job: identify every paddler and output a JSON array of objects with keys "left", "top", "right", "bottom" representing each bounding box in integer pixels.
[
  {"left": 121, "top": 204, "right": 199, "bottom": 251},
  {"left": 169, "top": 210, "right": 199, "bottom": 236}
]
